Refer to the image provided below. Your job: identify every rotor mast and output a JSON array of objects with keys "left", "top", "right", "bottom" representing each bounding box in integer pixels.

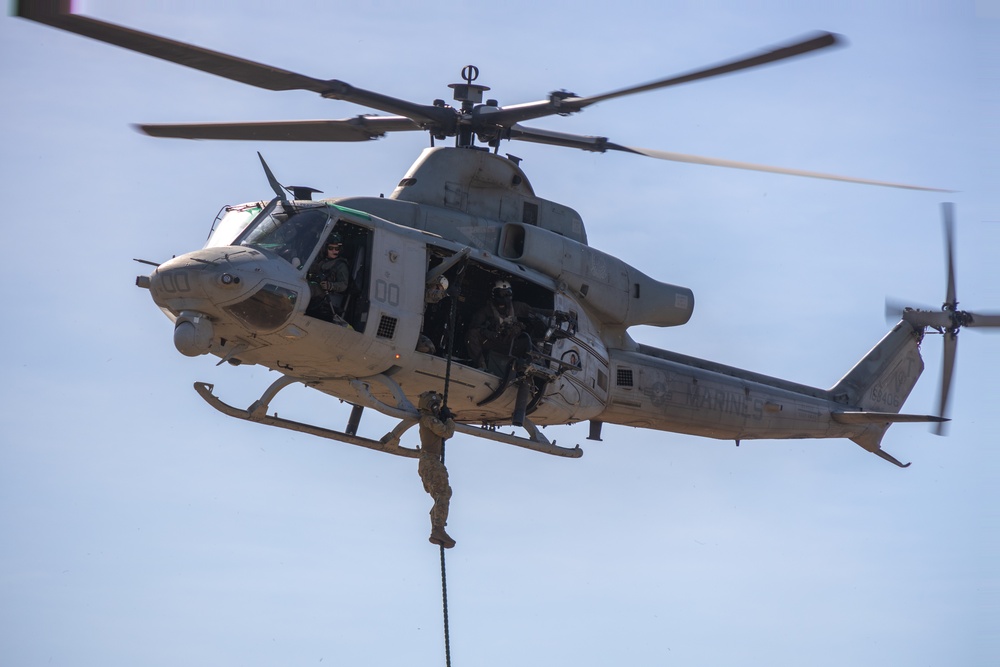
[{"left": 447, "top": 65, "right": 493, "bottom": 149}]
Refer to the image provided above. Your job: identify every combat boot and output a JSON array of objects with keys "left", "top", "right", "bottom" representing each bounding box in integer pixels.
[{"left": 429, "top": 526, "right": 456, "bottom": 549}]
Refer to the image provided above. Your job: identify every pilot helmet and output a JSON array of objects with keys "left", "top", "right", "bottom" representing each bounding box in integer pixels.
[
  {"left": 326, "top": 232, "right": 343, "bottom": 247},
  {"left": 491, "top": 279, "right": 513, "bottom": 300}
]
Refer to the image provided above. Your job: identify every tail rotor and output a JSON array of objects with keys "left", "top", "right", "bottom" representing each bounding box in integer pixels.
[{"left": 885, "top": 203, "right": 1000, "bottom": 434}]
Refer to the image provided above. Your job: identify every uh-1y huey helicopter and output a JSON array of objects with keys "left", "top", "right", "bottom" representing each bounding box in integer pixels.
[{"left": 18, "top": 2, "right": 1000, "bottom": 469}]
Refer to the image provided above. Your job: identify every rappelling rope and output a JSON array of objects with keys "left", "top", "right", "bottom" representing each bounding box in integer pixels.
[
  {"left": 440, "top": 260, "right": 465, "bottom": 410},
  {"left": 436, "top": 260, "right": 465, "bottom": 667},
  {"left": 439, "top": 539, "right": 452, "bottom": 667}
]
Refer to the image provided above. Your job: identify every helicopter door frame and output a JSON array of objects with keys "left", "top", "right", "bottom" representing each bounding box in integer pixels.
[
  {"left": 302, "top": 215, "right": 376, "bottom": 332},
  {"left": 420, "top": 246, "right": 557, "bottom": 365}
]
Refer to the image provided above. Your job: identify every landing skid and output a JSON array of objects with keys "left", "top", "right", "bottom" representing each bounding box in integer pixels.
[
  {"left": 453, "top": 421, "right": 583, "bottom": 458},
  {"left": 194, "top": 381, "right": 420, "bottom": 458},
  {"left": 193, "top": 377, "right": 583, "bottom": 459}
]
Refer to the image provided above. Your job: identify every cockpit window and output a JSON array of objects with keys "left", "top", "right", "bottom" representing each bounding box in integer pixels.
[{"left": 234, "top": 200, "right": 331, "bottom": 270}]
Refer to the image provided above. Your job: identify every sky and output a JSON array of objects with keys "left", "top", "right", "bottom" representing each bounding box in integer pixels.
[{"left": 1, "top": 1, "right": 997, "bottom": 665}]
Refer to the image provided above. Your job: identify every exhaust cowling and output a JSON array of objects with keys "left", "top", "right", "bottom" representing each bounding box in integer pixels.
[{"left": 499, "top": 222, "right": 694, "bottom": 328}]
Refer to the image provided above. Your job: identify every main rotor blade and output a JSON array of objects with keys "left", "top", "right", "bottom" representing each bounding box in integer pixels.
[
  {"left": 942, "top": 202, "right": 957, "bottom": 307},
  {"left": 506, "top": 125, "right": 610, "bottom": 152},
  {"left": 572, "top": 32, "right": 842, "bottom": 108},
  {"left": 136, "top": 116, "right": 422, "bottom": 142},
  {"left": 16, "top": 1, "right": 449, "bottom": 127},
  {"left": 487, "top": 32, "right": 842, "bottom": 127},
  {"left": 608, "top": 143, "right": 952, "bottom": 191},
  {"left": 506, "top": 124, "right": 949, "bottom": 191},
  {"left": 935, "top": 332, "right": 957, "bottom": 435},
  {"left": 18, "top": 1, "right": 332, "bottom": 91}
]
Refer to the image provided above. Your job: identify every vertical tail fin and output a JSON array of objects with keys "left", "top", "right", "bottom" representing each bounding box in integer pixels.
[{"left": 829, "top": 322, "right": 926, "bottom": 456}]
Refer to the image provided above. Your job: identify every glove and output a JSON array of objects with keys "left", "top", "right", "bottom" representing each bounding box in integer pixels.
[
  {"left": 498, "top": 322, "right": 519, "bottom": 339},
  {"left": 439, "top": 406, "right": 455, "bottom": 421}
]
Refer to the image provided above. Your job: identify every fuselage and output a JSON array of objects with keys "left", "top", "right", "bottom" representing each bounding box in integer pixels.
[{"left": 141, "top": 147, "right": 927, "bottom": 457}]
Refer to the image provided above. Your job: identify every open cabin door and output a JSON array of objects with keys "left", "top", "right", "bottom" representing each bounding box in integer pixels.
[{"left": 365, "top": 223, "right": 426, "bottom": 354}]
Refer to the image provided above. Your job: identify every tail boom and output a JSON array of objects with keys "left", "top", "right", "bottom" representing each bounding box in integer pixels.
[{"left": 595, "top": 322, "right": 931, "bottom": 465}]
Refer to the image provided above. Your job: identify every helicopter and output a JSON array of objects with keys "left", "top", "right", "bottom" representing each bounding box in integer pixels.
[{"left": 16, "top": 1, "right": 999, "bottom": 470}]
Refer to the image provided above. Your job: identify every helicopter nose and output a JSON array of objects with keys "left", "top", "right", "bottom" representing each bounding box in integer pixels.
[
  {"left": 148, "top": 250, "right": 255, "bottom": 316},
  {"left": 147, "top": 247, "right": 304, "bottom": 353}
]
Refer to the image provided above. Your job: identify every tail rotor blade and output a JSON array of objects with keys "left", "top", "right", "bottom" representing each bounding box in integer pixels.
[
  {"left": 884, "top": 298, "right": 906, "bottom": 325},
  {"left": 942, "top": 202, "right": 957, "bottom": 308},
  {"left": 966, "top": 312, "right": 1000, "bottom": 329},
  {"left": 934, "top": 331, "right": 957, "bottom": 436}
]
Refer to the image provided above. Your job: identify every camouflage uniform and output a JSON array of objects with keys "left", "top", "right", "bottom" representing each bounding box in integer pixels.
[
  {"left": 306, "top": 255, "right": 349, "bottom": 320},
  {"left": 307, "top": 256, "right": 349, "bottom": 299},
  {"left": 466, "top": 300, "right": 550, "bottom": 372},
  {"left": 417, "top": 391, "right": 456, "bottom": 548}
]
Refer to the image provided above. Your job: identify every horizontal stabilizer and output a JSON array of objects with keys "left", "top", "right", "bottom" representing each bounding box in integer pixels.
[{"left": 832, "top": 411, "right": 948, "bottom": 425}]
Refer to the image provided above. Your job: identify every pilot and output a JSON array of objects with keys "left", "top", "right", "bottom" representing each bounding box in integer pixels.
[
  {"left": 417, "top": 391, "right": 456, "bottom": 549},
  {"left": 306, "top": 233, "right": 350, "bottom": 321},
  {"left": 466, "top": 279, "right": 550, "bottom": 372}
]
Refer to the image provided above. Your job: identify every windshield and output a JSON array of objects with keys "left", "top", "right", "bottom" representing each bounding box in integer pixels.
[
  {"left": 234, "top": 200, "right": 331, "bottom": 270},
  {"left": 205, "top": 202, "right": 264, "bottom": 248}
]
